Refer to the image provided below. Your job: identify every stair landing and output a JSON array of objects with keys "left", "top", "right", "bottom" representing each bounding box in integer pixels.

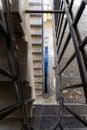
[{"left": 29, "top": 104, "right": 87, "bottom": 130}]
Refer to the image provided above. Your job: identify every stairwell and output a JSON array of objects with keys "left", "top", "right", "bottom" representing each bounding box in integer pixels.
[
  {"left": 29, "top": 0, "right": 43, "bottom": 97},
  {"left": 0, "top": 0, "right": 87, "bottom": 130},
  {"left": 29, "top": 104, "right": 87, "bottom": 130}
]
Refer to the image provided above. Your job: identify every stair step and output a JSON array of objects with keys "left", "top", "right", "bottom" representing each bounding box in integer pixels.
[
  {"left": 29, "top": 2, "right": 41, "bottom": 6},
  {"left": 35, "top": 85, "right": 42, "bottom": 89},
  {"left": 33, "top": 60, "right": 42, "bottom": 62},
  {"left": 33, "top": 104, "right": 87, "bottom": 116},
  {"left": 36, "top": 93, "right": 42, "bottom": 96},
  {"left": 33, "top": 51, "right": 42, "bottom": 54},
  {"left": 35, "top": 87, "right": 42, "bottom": 90},
  {"left": 29, "top": 6, "right": 41, "bottom": 11},
  {"left": 32, "top": 41, "right": 42, "bottom": 45},
  {"left": 35, "top": 81, "right": 42, "bottom": 84},
  {"left": 31, "top": 33, "right": 42, "bottom": 36},
  {"left": 33, "top": 67, "right": 42, "bottom": 70},
  {"left": 30, "top": 13, "right": 42, "bottom": 16},
  {"left": 62, "top": 116, "right": 87, "bottom": 128},
  {"left": 29, "top": 105, "right": 87, "bottom": 129},
  {"left": 29, "top": 0, "right": 43, "bottom": 93},
  {"left": 30, "top": 20, "right": 42, "bottom": 26},
  {"left": 29, "top": 116, "right": 87, "bottom": 129},
  {"left": 34, "top": 74, "right": 42, "bottom": 77},
  {"left": 30, "top": 23, "right": 42, "bottom": 26},
  {"left": 32, "top": 42, "right": 42, "bottom": 45}
]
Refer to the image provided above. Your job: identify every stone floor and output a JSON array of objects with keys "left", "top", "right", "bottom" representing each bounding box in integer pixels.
[{"left": 35, "top": 95, "right": 57, "bottom": 104}]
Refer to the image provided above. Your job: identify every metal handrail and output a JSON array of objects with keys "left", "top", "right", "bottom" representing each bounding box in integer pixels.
[
  {"left": 54, "top": 0, "right": 87, "bottom": 128},
  {"left": 0, "top": 103, "right": 22, "bottom": 120},
  {"left": 0, "top": 0, "right": 30, "bottom": 129}
]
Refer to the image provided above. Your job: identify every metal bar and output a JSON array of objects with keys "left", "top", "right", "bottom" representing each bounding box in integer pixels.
[
  {"left": 54, "top": 0, "right": 87, "bottom": 129},
  {"left": 56, "top": 0, "right": 63, "bottom": 37},
  {"left": 68, "top": 0, "right": 74, "bottom": 18},
  {"left": 63, "top": 0, "right": 87, "bottom": 101},
  {"left": 71, "top": 1, "right": 87, "bottom": 71},
  {"left": 56, "top": 11, "right": 65, "bottom": 45},
  {"left": 64, "top": 105, "right": 87, "bottom": 126},
  {"left": 58, "top": 0, "right": 86, "bottom": 64},
  {"left": 59, "top": 124, "right": 64, "bottom": 130},
  {"left": 4, "top": 0, "right": 29, "bottom": 127},
  {"left": 63, "top": 83, "right": 83, "bottom": 90},
  {"left": 73, "top": 1, "right": 86, "bottom": 26},
  {"left": 76, "top": 30, "right": 87, "bottom": 71},
  {"left": 4, "top": 0, "right": 23, "bottom": 104},
  {"left": 0, "top": 21, "right": 9, "bottom": 39},
  {"left": 58, "top": 33, "right": 71, "bottom": 63},
  {"left": 55, "top": 0, "right": 61, "bottom": 33},
  {"left": 57, "top": 20, "right": 67, "bottom": 52},
  {"left": 59, "top": 53, "right": 75, "bottom": 75},
  {"left": 80, "top": 36, "right": 87, "bottom": 70},
  {"left": 81, "top": 36, "right": 87, "bottom": 49},
  {"left": 0, "top": 103, "right": 21, "bottom": 120},
  {"left": 57, "top": 0, "right": 74, "bottom": 51},
  {"left": 24, "top": 98, "right": 35, "bottom": 105},
  {"left": 0, "top": 68, "right": 17, "bottom": 80},
  {"left": 25, "top": 10, "right": 65, "bottom": 14},
  {"left": 59, "top": 37, "right": 87, "bottom": 74}
]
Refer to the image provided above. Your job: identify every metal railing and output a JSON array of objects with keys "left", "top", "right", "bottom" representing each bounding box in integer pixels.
[
  {"left": 0, "top": 0, "right": 35, "bottom": 129},
  {"left": 54, "top": 0, "right": 87, "bottom": 128}
]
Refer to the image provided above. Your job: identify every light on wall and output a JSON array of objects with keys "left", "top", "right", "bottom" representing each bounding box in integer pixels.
[{"left": 9, "top": 0, "right": 12, "bottom": 4}]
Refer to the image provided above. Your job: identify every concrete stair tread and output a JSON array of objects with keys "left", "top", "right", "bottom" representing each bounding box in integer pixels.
[
  {"left": 34, "top": 74, "right": 42, "bottom": 77},
  {"left": 29, "top": 0, "right": 43, "bottom": 94},
  {"left": 28, "top": 104, "right": 87, "bottom": 129},
  {"left": 31, "top": 33, "right": 42, "bottom": 36},
  {"left": 35, "top": 93, "right": 42, "bottom": 96},
  {"left": 29, "top": 117, "right": 87, "bottom": 129},
  {"left": 32, "top": 41, "right": 42, "bottom": 44},
  {"left": 35, "top": 88, "right": 42, "bottom": 91},
  {"left": 30, "top": 13, "right": 42, "bottom": 17},
  {"left": 35, "top": 81, "right": 43, "bottom": 83},
  {"left": 29, "top": 2, "right": 41, "bottom": 6},
  {"left": 33, "top": 67, "right": 42, "bottom": 70},
  {"left": 33, "top": 104, "right": 87, "bottom": 116},
  {"left": 62, "top": 116, "right": 87, "bottom": 128},
  {"left": 33, "top": 51, "right": 42, "bottom": 54},
  {"left": 30, "top": 19, "right": 42, "bottom": 23},
  {"left": 33, "top": 60, "right": 42, "bottom": 62},
  {"left": 32, "top": 43, "right": 42, "bottom": 45}
]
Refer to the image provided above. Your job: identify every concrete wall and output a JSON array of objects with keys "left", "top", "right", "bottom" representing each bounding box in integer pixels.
[{"left": 11, "top": 0, "right": 35, "bottom": 99}]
